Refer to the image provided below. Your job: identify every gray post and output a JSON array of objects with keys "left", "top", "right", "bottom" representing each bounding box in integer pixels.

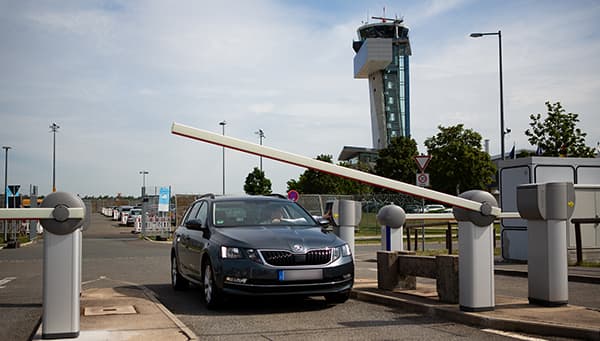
[
  {"left": 39, "top": 192, "right": 86, "bottom": 339},
  {"left": 377, "top": 204, "right": 406, "bottom": 251},
  {"left": 453, "top": 190, "right": 498, "bottom": 312},
  {"left": 516, "top": 182, "right": 575, "bottom": 306},
  {"left": 29, "top": 186, "right": 38, "bottom": 241},
  {"left": 331, "top": 200, "right": 361, "bottom": 255}
]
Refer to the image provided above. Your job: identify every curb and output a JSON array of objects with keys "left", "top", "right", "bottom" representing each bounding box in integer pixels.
[
  {"left": 142, "top": 236, "right": 172, "bottom": 244},
  {"left": 494, "top": 268, "right": 600, "bottom": 284},
  {"left": 351, "top": 289, "right": 600, "bottom": 340},
  {"left": 139, "top": 286, "right": 199, "bottom": 341}
]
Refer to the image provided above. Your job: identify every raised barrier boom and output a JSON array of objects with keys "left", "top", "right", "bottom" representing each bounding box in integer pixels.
[{"left": 171, "top": 122, "right": 501, "bottom": 216}]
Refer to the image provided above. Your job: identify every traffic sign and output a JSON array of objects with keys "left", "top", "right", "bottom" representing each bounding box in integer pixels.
[
  {"left": 287, "top": 190, "right": 299, "bottom": 202},
  {"left": 7, "top": 185, "right": 20, "bottom": 197},
  {"left": 416, "top": 173, "right": 430, "bottom": 187},
  {"left": 414, "top": 155, "right": 431, "bottom": 172}
]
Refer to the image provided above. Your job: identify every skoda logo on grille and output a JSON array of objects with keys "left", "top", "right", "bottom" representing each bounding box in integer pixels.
[{"left": 292, "top": 244, "right": 304, "bottom": 253}]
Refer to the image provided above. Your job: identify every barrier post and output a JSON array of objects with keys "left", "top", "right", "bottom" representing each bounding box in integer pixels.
[{"left": 453, "top": 190, "right": 498, "bottom": 312}]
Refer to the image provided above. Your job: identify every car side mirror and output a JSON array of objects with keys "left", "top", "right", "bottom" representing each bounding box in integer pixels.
[
  {"left": 314, "top": 216, "right": 331, "bottom": 227},
  {"left": 185, "top": 219, "right": 205, "bottom": 230}
]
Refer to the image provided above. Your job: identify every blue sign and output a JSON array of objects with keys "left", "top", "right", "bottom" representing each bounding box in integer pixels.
[{"left": 158, "top": 187, "right": 170, "bottom": 212}]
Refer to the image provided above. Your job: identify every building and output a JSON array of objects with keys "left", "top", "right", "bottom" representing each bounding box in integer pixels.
[{"left": 339, "top": 17, "right": 412, "bottom": 166}]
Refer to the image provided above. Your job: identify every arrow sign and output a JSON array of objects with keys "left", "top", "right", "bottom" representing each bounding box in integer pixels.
[
  {"left": 414, "top": 155, "right": 431, "bottom": 172},
  {"left": 8, "top": 185, "right": 20, "bottom": 197}
]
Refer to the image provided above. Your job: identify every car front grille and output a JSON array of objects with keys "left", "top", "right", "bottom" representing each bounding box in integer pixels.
[{"left": 260, "top": 249, "right": 332, "bottom": 266}]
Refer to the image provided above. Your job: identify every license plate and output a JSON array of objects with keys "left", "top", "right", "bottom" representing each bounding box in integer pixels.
[{"left": 278, "top": 269, "right": 323, "bottom": 281}]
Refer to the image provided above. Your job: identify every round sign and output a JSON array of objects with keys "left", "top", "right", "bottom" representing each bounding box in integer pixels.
[
  {"left": 287, "top": 190, "right": 299, "bottom": 202},
  {"left": 416, "top": 173, "right": 430, "bottom": 187}
]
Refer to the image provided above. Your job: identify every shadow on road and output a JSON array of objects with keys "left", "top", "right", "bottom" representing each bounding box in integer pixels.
[{"left": 144, "top": 283, "right": 337, "bottom": 317}]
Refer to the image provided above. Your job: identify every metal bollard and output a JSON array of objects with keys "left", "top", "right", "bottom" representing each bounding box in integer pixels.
[
  {"left": 453, "top": 190, "right": 498, "bottom": 312},
  {"left": 377, "top": 204, "right": 406, "bottom": 251},
  {"left": 40, "top": 192, "right": 87, "bottom": 339}
]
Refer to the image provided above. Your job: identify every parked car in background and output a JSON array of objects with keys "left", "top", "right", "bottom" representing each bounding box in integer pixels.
[
  {"left": 126, "top": 208, "right": 143, "bottom": 227},
  {"left": 424, "top": 204, "right": 446, "bottom": 213},
  {"left": 404, "top": 204, "right": 424, "bottom": 213},
  {"left": 171, "top": 194, "right": 354, "bottom": 309},
  {"left": 115, "top": 205, "right": 134, "bottom": 220}
]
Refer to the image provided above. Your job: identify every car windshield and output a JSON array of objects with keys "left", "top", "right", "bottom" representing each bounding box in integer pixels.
[{"left": 212, "top": 200, "right": 315, "bottom": 227}]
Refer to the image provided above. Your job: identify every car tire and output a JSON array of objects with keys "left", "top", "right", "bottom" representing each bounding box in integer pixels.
[
  {"left": 202, "top": 261, "right": 223, "bottom": 309},
  {"left": 171, "top": 254, "right": 188, "bottom": 290},
  {"left": 325, "top": 291, "right": 350, "bottom": 304}
]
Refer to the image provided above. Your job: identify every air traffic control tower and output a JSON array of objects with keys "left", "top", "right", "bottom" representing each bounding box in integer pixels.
[
  {"left": 339, "top": 18, "right": 412, "bottom": 166},
  {"left": 354, "top": 18, "right": 412, "bottom": 149}
]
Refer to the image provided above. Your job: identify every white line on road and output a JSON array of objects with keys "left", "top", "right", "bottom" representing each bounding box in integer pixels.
[
  {"left": 0, "top": 277, "right": 17, "bottom": 288},
  {"left": 482, "top": 328, "right": 547, "bottom": 341}
]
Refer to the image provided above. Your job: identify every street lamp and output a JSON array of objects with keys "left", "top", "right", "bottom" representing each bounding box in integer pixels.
[
  {"left": 219, "top": 121, "right": 227, "bottom": 195},
  {"left": 470, "top": 30, "right": 506, "bottom": 160},
  {"left": 50, "top": 123, "right": 60, "bottom": 191},
  {"left": 254, "top": 129, "right": 265, "bottom": 172},
  {"left": 139, "top": 170, "right": 149, "bottom": 197}
]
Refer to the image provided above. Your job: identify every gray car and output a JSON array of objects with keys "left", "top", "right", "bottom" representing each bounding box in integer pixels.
[{"left": 171, "top": 194, "right": 354, "bottom": 309}]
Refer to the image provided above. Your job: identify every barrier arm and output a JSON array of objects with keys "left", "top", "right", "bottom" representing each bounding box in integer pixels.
[
  {"left": 0, "top": 208, "right": 85, "bottom": 220},
  {"left": 171, "top": 122, "right": 501, "bottom": 216}
]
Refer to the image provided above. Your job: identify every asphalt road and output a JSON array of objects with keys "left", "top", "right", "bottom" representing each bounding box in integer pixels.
[{"left": 0, "top": 213, "right": 590, "bottom": 340}]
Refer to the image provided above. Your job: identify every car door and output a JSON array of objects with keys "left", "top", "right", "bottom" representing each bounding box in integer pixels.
[
  {"left": 177, "top": 202, "right": 201, "bottom": 276},
  {"left": 186, "top": 201, "right": 209, "bottom": 280}
]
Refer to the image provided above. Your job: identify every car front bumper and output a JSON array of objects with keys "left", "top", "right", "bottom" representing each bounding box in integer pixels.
[{"left": 218, "top": 258, "right": 354, "bottom": 296}]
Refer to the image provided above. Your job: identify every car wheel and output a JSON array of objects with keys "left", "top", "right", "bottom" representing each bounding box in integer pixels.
[
  {"left": 202, "top": 261, "right": 223, "bottom": 309},
  {"left": 171, "top": 254, "right": 188, "bottom": 290},
  {"left": 325, "top": 291, "right": 350, "bottom": 304}
]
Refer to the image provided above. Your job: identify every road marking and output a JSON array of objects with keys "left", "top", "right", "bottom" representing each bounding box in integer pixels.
[
  {"left": 482, "top": 328, "right": 547, "bottom": 341},
  {"left": 0, "top": 277, "right": 17, "bottom": 288}
]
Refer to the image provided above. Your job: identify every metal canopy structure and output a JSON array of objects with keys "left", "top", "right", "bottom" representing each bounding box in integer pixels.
[{"left": 171, "top": 122, "right": 501, "bottom": 217}]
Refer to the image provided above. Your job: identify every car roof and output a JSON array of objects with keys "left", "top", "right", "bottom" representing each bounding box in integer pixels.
[{"left": 199, "top": 194, "right": 288, "bottom": 203}]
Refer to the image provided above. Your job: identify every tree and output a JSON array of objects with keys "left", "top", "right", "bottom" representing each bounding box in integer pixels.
[
  {"left": 286, "top": 154, "right": 372, "bottom": 194},
  {"left": 243, "top": 167, "right": 272, "bottom": 195},
  {"left": 374, "top": 136, "right": 419, "bottom": 185},
  {"left": 525, "top": 101, "right": 596, "bottom": 157},
  {"left": 424, "top": 124, "right": 496, "bottom": 195}
]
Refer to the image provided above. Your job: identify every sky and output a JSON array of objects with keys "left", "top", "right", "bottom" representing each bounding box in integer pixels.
[{"left": 1, "top": 0, "right": 599, "bottom": 197}]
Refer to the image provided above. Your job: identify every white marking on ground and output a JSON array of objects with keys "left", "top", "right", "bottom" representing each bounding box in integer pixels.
[
  {"left": 0, "top": 277, "right": 17, "bottom": 288},
  {"left": 482, "top": 328, "right": 547, "bottom": 341}
]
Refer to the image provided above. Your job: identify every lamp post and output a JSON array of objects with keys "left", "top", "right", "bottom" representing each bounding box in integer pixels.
[
  {"left": 50, "top": 123, "right": 60, "bottom": 191},
  {"left": 254, "top": 129, "right": 265, "bottom": 172},
  {"left": 2, "top": 146, "right": 10, "bottom": 242},
  {"left": 139, "top": 170, "right": 149, "bottom": 197},
  {"left": 219, "top": 121, "right": 227, "bottom": 195},
  {"left": 470, "top": 30, "right": 506, "bottom": 160}
]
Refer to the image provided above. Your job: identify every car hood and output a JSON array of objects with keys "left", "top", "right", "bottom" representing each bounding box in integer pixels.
[{"left": 213, "top": 225, "right": 341, "bottom": 251}]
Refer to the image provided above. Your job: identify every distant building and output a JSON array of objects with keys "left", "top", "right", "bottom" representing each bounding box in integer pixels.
[{"left": 339, "top": 17, "right": 412, "bottom": 165}]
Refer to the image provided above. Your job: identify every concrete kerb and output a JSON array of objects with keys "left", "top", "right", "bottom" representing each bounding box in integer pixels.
[
  {"left": 494, "top": 268, "right": 600, "bottom": 285},
  {"left": 351, "top": 288, "right": 600, "bottom": 340},
  {"left": 138, "top": 285, "right": 198, "bottom": 341}
]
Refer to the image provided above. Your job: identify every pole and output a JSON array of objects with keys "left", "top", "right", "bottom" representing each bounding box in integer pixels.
[
  {"left": 219, "top": 121, "right": 226, "bottom": 195},
  {"left": 469, "top": 31, "right": 505, "bottom": 160},
  {"left": 498, "top": 30, "right": 505, "bottom": 160},
  {"left": 3, "top": 146, "right": 10, "bottom": 242},
  {"left": 50, "top": 123, "right": 60, "bottom": 192},
  {"left": 255, "top": 129, "right": 265, "bottom": 172},
  {"left": 139, "top": 171, "right": 148, "bottom": 197}
]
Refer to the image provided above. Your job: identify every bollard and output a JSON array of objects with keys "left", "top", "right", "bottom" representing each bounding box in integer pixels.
[
  {"left": 517, "top": 182, "right": 575, "bottom": 306},
  {"left": 377, "top": 204, "right": 406, "bottom": 251},
  {"left": 40, "top": 192, "right": 86, "bottom": 339},
  {"left": 453, "top": 190, "right": 497, "bottom": 312},
  {"left": 331, "top": 200, "right": 361, "bottom": 255}
]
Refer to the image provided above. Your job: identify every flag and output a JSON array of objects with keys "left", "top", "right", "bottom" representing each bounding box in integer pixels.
[{"left": 508, "top": 144, "right": 516, "bottom": 159}]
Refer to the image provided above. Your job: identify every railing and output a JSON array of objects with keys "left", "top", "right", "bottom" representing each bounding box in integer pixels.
[{"left": 571, "top": 217, "right": 600, "bottom": 265}]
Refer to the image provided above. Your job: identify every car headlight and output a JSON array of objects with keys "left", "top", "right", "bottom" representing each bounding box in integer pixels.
[
  {"left": 221, "top": 246, "right": 242, "bottom": 259},
  {"left": 220, "top": 246, "right": 263, "bottom": 264},
  {"left": 332, "top": 244, "right": 352, "bottom": 262}
]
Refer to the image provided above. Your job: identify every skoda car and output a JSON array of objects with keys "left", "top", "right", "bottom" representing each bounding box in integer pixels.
[{"left": 171, "top": 194, "right": 354, "bottom": 309}]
